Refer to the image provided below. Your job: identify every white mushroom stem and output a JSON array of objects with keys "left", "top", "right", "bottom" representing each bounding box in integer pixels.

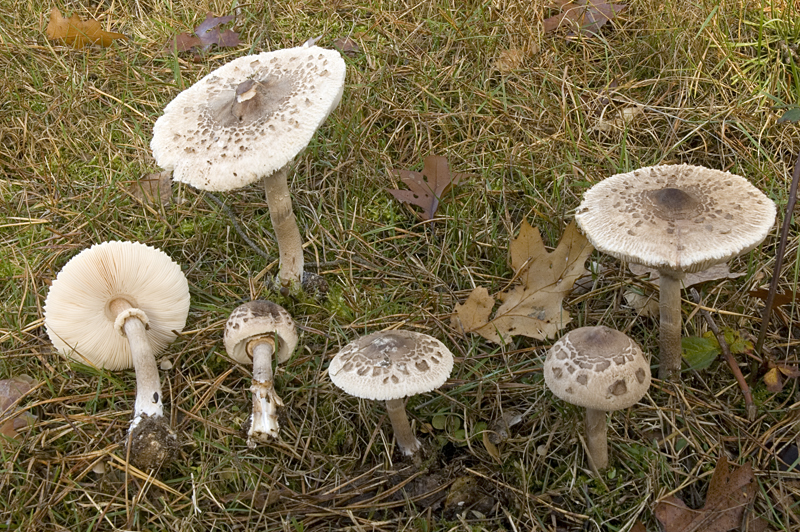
[
  {"left": 263, "top": 164, "right": 304, "bottom": 290},
  {"left": 109, "top": 299, "right": 163, "bottom": 430},
  {"left": 248, "top": 337, "right": 283, "bottom": 445},
  {"left": 385, "top": 398, "right": 421, "bottom": 456},
  {"left": 658, "top": 269, "right": 684, "bottom": 381},
  {"left": 584, "top": 408, "right": 608, "bottom": 472}
]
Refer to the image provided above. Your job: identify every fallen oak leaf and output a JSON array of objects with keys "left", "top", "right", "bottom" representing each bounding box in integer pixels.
[
  {"left": 46, "top": 8, "right": 127, "bottom": 49},
  {"left": 655, "top": 456, "right": 756, "bottom": 532},
  {"left": 543, "top": 0, "right": 627, "bottom": 37},
  {"left": 452, "top": 220, "right": 593, "bottom": 343},
  {"left": 388, "top": 155, "right": 470, "bottom": 220},
  {"left": 165, "top": 13, "right": 240, "bottom": 54}
]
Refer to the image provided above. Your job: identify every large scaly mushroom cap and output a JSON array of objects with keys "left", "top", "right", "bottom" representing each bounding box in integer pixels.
[
  {"left": 329, "top": 330, "right": 454, "bottom": 402},
  {"left": 544, "top": 326, "right": 651, "bottom": 411},
  {"left": 151, "top": 45, "right": 346, "bottom": 192},
  {"left": 44, "top": 241, "right": 190, "bottom": 371},
  {"left": 575, "top": 164, "right": 776, "bottom": 274}
]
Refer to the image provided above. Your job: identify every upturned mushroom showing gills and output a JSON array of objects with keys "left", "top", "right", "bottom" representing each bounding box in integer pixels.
[
  {"left": 575, "top": 164, "right": 776, "bottom": 381},
  {"left": 224, "top": 301, "right": 297, "bottom": 447},
  {"left": 328, "top": 330, "right": 454, "bottom": 456},
  {"left": 151, "top": 44, "right": 346, "bottom": 293},
  {"left": 544, "top": 326, "right": 651, "bottom": 473},
  {"left": 44, "top": 241, "right": 190, "bottom": 469}
]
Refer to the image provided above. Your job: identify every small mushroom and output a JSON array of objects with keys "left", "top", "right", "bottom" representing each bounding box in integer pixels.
[
  {"left": 328, "top": 330, "right": 454, "bottom": 456},
  {"left": 151, "top": 45, "right": 346, "bottom": 292},
  {"left": 544, "top": 326, "right": 651, "bottom": 472},
  {"left": 44, "top": 241, "right": 190, "bottom": 469},
  {"left": 575, "top": 164, "right": 776, "bottom": 381},
  {"left": 224, "top": 301, "right": 297, "bottom": 446}
]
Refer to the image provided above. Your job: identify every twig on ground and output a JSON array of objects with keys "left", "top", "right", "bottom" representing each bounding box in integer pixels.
[
  {"left": 755, "top": 150, "right": 800, "bottom": 355},
  {"left": 690, "top": 288, "right": 756, "bottom": 421}
]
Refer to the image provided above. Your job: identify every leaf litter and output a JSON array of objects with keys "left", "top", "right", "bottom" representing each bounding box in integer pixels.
[
  {"left": 387, "top": 155, "right": 470, "bottom": 220},
  {"left": 452, "top": 220, "right": 593, "bottom": 343},
  {"left": 655, "top": 456, "right": 759, "bottom": 532},
  {"left": 45, "top": 8, "right": 127, "bottom": 49},
  {"left": 543, "top": 0, "right": 627, "bottom": 37},
  {"left": 165, "top": 13, "right": 240, "bottom": 56},
  {"left": 0, "top": 376, "right": 37, "bottom": 442}
]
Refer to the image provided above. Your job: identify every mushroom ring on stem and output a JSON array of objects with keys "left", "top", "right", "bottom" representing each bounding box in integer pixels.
[
  {"left": 544, "top": 326, "right": 651, "bottom": 473},
  {"left": 224, "top": 300, "right": 297, "bottom": 447},
  {"left": 575, "top": 164, "right": 776, "bottom": 381},
  {"left": 151, "top": 45, "right": 346, "bottom": 291},
  {"left": 44, "top": 241, "right": 190, "bottom": 470},
  {"left": 328, "top": 330, "right": 454, "bottom": 456}
]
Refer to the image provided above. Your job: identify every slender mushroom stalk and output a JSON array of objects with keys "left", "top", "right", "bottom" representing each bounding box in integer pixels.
[
  {"left": 109, "top": 299, "right": 163, "bottom": 427},
  {"left": 385, "top": 398, "right": 421, "bottom": 456},
  {"left": 248, "top": 336, "right": 284, "bottom": 441},
  {"left": 328, "top": 330, "right": 454, "bottom": 458},
  {"left": 224, "top": 301, "right": 298, "bottom": 446},
  {"left": 262, "top": 165, "right": 304, "bottom": 289},
  {"left": 584, "top": 408, "right": 608, "bottom": 472},
  {"left": 657, "top": 270, "right": 684, "bottom": 381}
]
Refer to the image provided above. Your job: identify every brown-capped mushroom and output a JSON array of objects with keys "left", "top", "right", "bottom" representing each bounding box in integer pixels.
[
  {"left": 544, "top": 326, "right": 651, "bottom": 472},
  {"left": 44, "top": 241, "right": 190, "bottom": 469},
  {"left": 328, "top": 330, "right": 454, "bottom": 456},
  {"left": 224, "top": 300, "right": 297, "bottom": 446},
  {"left": 151, "top": 45, "right": 346, "bottom": 292},
  {"left": 575, "top": 164, "right": 775, "bottom": 380}
]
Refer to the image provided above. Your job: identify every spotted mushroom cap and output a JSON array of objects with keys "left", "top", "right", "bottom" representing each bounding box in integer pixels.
[
  {"left": 575, "top": 164, "right": 776, "bottom": 273},
  {"left": 224, "top": 301, "right": 298, "bottom": 366},
  {"left": 328, "top": 330, "right": 454, "bottom": 402},
  {"left": 544, "top": 326, "right": 651, "bottom": 411},
  {"left": 44, "top": 241, "right": 190, "bottom": 371},
  {"left": 151, "top": 45, "right": 346, "bottom": 192}
]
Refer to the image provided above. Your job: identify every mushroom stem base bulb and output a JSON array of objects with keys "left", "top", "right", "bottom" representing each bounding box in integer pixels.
[
  {"left": 585, "top": 408, "right": 608, "bottom": 472},
  {"left": 247, "top": 340, "right": 283, "bottom": 446},
  {"left": 129, "top": 414, "right": 178, "bottom": 470},
  {"left": 386, "top": 398, "right": 422, "bottom": 456}
]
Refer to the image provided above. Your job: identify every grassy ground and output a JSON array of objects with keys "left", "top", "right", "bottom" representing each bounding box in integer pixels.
[{"left": 1, "top": 0, "right": 799, "bottom": 530}]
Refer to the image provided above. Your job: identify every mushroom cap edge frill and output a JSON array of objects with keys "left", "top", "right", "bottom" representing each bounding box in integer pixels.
[
  {"left": 574, "top": 164, "right": 776, "bottom": 273},
  {"left": 44, "top": 241, "right": 190, "bottom": 371},
  {"left": 328, "top": 330, "right": 454, "bottom": 402},
  {"left": 224, "top": 300, "right": 298, "bottom": 365},
  {"left": 151, "top": 45, "right": 346, "bottom": 192},
  {"left": 544, "top": 326, "right": 651, "bottom": 411}
]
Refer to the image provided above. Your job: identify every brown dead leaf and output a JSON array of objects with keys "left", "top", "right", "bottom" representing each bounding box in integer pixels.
[
  {"left": 543, "top": 0, "right": 627, "bottom": 37},
  {"left": 629, "top": 521, "right": 647, "bottom": 532},
  {"left": 452, "top": 220, "right": 593, "bottom": 343},
  {"left": 655, "top": 456, "right": 756, "bottom": 532},
  {"left": 128, "top": 171, "right": 173, "bottom": 206},
  {"left": 763, "top": 360, "right": 800, "bottom": 392},
  {"left": 629, "top": 262, "right": 745, "bottom": 288},
  {"left": 748, "top": 288, "right": 799, "bottom": 307},
  {"left": 0, "top": 375, "right": 36, "bottom": 442},
  {"left": 333, "top": 36, "right": 361, "bottom": 57},
  {"left": 388, "top": 156, "right": 470, "bottom": 220},
  {"left": 165, "top": 13, "right": 240, "bottom": 55},
  {"left": 46, "top": 8, "right": 127, "bottom": 49}
]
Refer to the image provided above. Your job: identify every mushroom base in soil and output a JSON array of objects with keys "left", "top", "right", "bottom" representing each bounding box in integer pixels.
[
  {"left": 328, "top": 330, "right": 454, "bottom": 457},
  {"left": 224, "top": 301, "right": 298, "bottom": 447}
]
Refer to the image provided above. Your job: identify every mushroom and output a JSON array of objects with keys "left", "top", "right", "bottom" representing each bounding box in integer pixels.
[
  {"left": 544, "top": 326, "right": 651, "bottom": 472},
  {"left": 43, "top": 241, "right": 190, "bottom": 469},
  {"left": 575, "top": 164, "right": 776, "bottom": 381},
  {"left": 151, "top": 44, "right": 346, "bottom": 292},
  {"left": 328, "top": 330, "right": 454, "bottom": 456},
  {"left": 224, "top": 300, "right": 297, "bottom": 446}
]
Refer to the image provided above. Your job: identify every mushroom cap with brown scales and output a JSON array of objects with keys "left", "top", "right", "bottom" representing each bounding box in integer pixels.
[
  {"left": 151, "top": 45, "right": 346, "bottom": 192},
  {"left": 574, "top": 164, "right": 776, "bottom": 274},
  {"left": 44, "top": 241, "right": 190, "bottom": 370},
  {"left": 224, "top": 300, "right": 298, "bottom": 365},
  {"left": 544, "top": 326, "right": 651, "bottom": 411},
  {"left": 328, "top": 330, "right": 454, "bottom": 402}
]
